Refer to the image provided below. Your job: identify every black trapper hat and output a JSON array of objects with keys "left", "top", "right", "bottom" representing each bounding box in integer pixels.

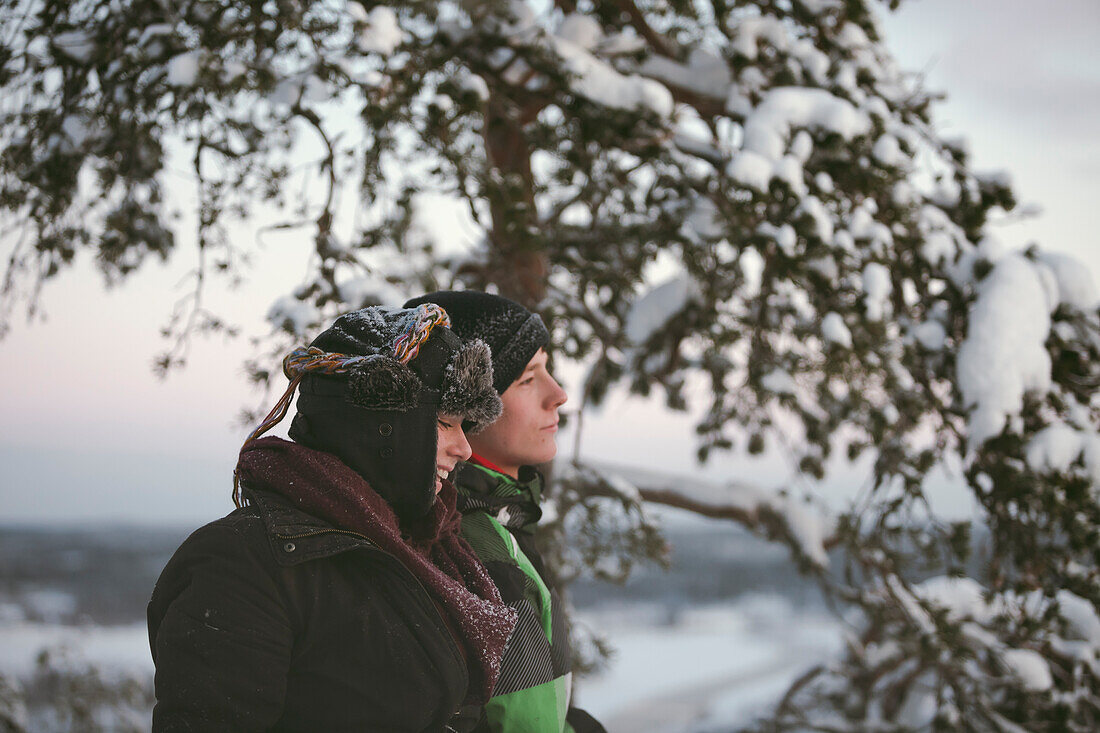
[{"left": 243, "top": 305, "right": 501, "bottom": 519}]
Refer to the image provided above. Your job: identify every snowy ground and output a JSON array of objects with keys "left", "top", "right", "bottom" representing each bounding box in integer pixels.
[
  {"left": 0, "top": 522, "right": 843, "bottom": 731},
  {"left": 0, "top": 595, "right": 842, "bottom": 733},
  {"left": 0, "top": 620, "right": 152, "bottom": 679},
  {"left": 575, "top": 596, "right": 843, "bottom": 733}
]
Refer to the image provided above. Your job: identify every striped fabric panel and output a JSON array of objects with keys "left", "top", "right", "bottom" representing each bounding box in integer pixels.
[
  {"left": 494, "top": 600, "right": 556, "bottom": 695},
  {"left": 547, "top": 587, "right": 573, "bottom": 676},
  {"left": 460, "top": 512, "right": 516, "bottom": 565}
]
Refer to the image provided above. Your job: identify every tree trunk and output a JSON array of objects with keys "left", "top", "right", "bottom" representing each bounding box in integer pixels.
[{"left": 483, "top": 94, "right": 547, "bottom": 310}]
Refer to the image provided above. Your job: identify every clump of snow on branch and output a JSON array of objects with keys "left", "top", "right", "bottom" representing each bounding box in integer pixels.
[
  {"left": 353, "top": 6, "right": 407, "bottom": 55},
  {"left": 640, "top": 47, "right": 732, "bottom": 102},
  {"left": 1037, "top": 252, "right": 1100, "bottom": 311},
  {"left": 337, "top": 276, "right": 408, "bottom": 310},
  {"left": 775, "top": 498, "right": 831, "bottom": 568},
  {"left": 267, "top": 296, "right": 322, "bottom": 337},
  {"left": 761, "top": 369, "right": 797, "bottom": 396},
  {"left": 613, "top": 464, "right": 833, "bottom": 569},
  {"left": 1025, "top": 421, "right": 1100, "bottom": 485},
  {"left": 727, "top": 87, "right": 870, "bottom": 194},
  {"left": 624, "top": 275, "right": 701, "bottom": 344},
  {"left": 749, "top": 87, "right": 871, "bottom": 142},
  {"left": 713, "top": 480, "right": 833, "bottom": 569},
  {"left": 51, "top": 30, "right": 95, "bottom": 63},
  {"left": 956, "top": 255, "right": 1054, "bottom": 447},
  {"left": 166, "top": 51, "right": 202, "bottom": 87},
  {"left": 1001, "top": 649, "right": 1054, "bottom": 692},
  {"left": 861, "top": 263, "right": 892, "bottom": 321},
  {"left": 550, "top": 35, "right": 673, "bottom": 117},
  {"left": 845, "top": 574, "right": 1100, "bottom": 722},
  {"left": 556, "top": 12, "right": 602, "bottom": 51},
  {"left": 907, "top": 577, "right": 1100, "bottom": 691},
  {"left": 912, "top": 320, "right": 947, "bottom": 351},
  {"left": 821, "top": 312, "right": 852, "bottom": 348},
  {"left": 602, "top": 471, "right": 642, "bottom": 505}
]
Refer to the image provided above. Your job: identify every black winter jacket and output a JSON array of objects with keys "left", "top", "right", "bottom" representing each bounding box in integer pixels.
[{"left": 147, "top": 490, "right": 476, "bottom": 732}]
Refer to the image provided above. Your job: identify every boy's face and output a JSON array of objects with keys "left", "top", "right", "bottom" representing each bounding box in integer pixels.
[{"left": 469, "top": 348, "right": 567, "bottom": 478}]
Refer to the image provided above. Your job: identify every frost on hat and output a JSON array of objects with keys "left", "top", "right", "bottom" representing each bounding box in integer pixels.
[
  {"left": 403, "top": 291, "right": 550, "bottom": 395},
  {"left": 306, "top": 305, "right": 501, "bottom": 429},
  {"left": 240, "top": 304, "right": 502, "bottom": 519}
]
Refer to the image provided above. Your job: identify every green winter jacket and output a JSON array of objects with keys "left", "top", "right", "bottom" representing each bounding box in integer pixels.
[{"left": 455, "top": 462, "right": 604, "bottom": 733}]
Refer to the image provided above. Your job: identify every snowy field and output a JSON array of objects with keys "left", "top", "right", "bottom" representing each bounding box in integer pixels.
[
  {"left": 0, "top": 599, "right": 841, "bottom": 733},
  {"left": 0, "top": 597, "right": 841, "bottom": 732},
  {"left": 0, "top": 620, "right": 151, "bottom": 679},
  {"left": 576, "top": 598, "right": 843, "bottom": 732},
  {"left": 0, "top": 520, "right": 843, "bottom": 732}
]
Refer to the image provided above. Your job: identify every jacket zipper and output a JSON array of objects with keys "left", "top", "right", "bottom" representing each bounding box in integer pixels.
[{"left": 275, "top": 527, "right": 374, "bottom": 543}]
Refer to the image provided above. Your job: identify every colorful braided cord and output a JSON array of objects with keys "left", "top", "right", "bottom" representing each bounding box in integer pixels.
[
  {"left": 393, "top": 303, "right": 451, "bottom": 364},
  {"left": 234, "top": 304, "right": 453, "bottom": 506},
  {"left": 281, "top": 346, "right": 375, "bottom": 380}
]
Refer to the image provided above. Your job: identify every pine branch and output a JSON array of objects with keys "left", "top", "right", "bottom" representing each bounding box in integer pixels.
[{"left": 613, "top": 0, "right": 677, "bottom": 59}]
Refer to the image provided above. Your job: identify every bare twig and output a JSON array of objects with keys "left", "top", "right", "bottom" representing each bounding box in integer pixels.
[{"left": 614, "top": 0, "right": 678, "bottom": 58}]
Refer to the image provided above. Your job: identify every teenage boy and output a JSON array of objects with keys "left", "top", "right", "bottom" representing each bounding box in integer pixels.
[{"left": 405, "top": 291, "right": 605, "bottom": 733}]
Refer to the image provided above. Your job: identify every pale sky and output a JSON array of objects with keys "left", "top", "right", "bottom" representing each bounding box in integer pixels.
[{"left": 1, "top": 0, "right": 1097, "bottom": 524}]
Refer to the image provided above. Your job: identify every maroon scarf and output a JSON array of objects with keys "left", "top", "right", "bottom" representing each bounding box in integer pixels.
[{"left": 236, "top": 437, "right": 516, "bottom": 703}]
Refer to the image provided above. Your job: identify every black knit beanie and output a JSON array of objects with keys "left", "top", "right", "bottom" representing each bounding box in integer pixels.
[
  {"left": 286, "top": 305, "right": 501, "bottom": 519},
  {"left": 404, "top": 291, "right": 550, "bottom": 395}
]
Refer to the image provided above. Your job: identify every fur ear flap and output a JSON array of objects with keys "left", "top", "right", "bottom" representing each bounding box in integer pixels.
[
  {"left": 441, "top": 339, "right": 503, "bottom": 432},
  {"left": 346, "top": 356, "right": 423, "bottom": 411}
]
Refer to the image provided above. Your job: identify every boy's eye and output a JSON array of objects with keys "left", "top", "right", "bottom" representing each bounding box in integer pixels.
[{"left": 438, "top": 419, "right": 453, "bottom": 429}]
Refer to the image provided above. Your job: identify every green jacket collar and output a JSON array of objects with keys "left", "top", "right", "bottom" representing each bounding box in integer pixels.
[{"left": 454, "top": 463, "right": 543, "bottom": 534}]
